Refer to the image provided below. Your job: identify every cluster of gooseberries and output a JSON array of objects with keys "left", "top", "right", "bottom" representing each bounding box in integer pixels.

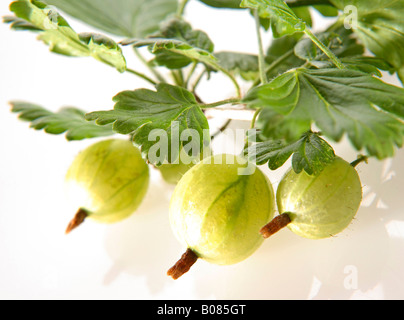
[{"left": 65, "top": 138, "right": 363, "bottom": 280}]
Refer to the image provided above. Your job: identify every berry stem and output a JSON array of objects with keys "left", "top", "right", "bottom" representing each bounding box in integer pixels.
[
  {"left": 167, "top": 248, "right": 198, "bottom": 280},
  {"left": 65, "top": 208, "right": 88, "bottom": 234},
  {"left": 260, "top": 213, "right": 292, "bottom": 238},
  {"left": 350, "top": 155, "right": 368, "bottom": 168}
]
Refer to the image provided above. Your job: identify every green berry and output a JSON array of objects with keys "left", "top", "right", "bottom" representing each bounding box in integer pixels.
[
  {"left": 65, "top": 139, "right": 149, "bottom": 233},
  {"left": 168, "top": 154, "right": 275, "bottom": 279},
  {"left": 158, "top": 148, "right": 207, "bottom": 185},
  {"left": 261, "top": 157, "right": 362, "bottom": 240}
]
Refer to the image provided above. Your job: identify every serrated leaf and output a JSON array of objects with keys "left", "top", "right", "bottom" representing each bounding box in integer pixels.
[
  {"left": 293, "top": 30, "right": 392, "bottom": 76},
  {"left": 85, "top": 84, "right": 210, "bottom": 164},
  {"left": 245, "top": 131, "right": 336, "bottom": 175},
  {"left": 244, "top": 68, "right": 404, "bottom": 159},
  {"left": 122, "top": 38, "right": 219, "bottom": 72},
  {"left": 241, "top": 0, "right": 306, "bottom": 37},
  {"left": 146, "top": 18, "right": 215, "bottom": 69},
  {"left": 215, "top": 51, "right": 259, "bottom": 81},
  {"left": 3, "top": 15, "right": 41, "bottom": 31},
  {"left": 10, "top": 101, "right": 114, "bottom": 141},
  {"left": 78, "top": 32, "right": 126, "bottom": 72},
  {"left": 44, "top": 0, "right": 178, "bottom": 38},
  {"left": 330, "top": 0, "right": 404, "bottom": 71},
  {"left": 256, "top": 108, "right": 311, "bottom": 142},
  {"left": 294, "top": 29, "right": 364, "bottom": 62},
  {"left": 291, "top": 132, "right": 336, "bottom": 174},
  {"left": 265, "top": 36, "right": 305, "bottom": 80},
  {"left": 9, "top": 0, "right": 126, "bottom": 72}
]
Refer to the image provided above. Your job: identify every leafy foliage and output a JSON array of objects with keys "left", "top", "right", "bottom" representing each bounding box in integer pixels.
[
  {"left": 146, "top": 18, "right": 215, "bottom": 69},
  {"left": 4, "top": 0, "right": 404, "bottom": 175},
  {"left": 244, "top": 68, "right": 404, "bottom": 159},
  {"left": 293, "top": 30, "right": 393, "bottom": 76},
  {"left": 122, "top": 35, "right": 217, "bottom": 71},
  {"left": 44, "top": 0, "right": 178, "bottom": 38},
  {"left": 215, "top": 51, "right": 259, "bottom": 80},
  {"left": 10, "top": 101, "right": 114, "bottom": 141},
  {"left": 8, "top": 0, "right": 126, "bottom": 72},
  {"left": 330, "top": 0, "right": 404, "bottom": 72},
  {"left": 241, "top": 0, "right": 306, "bottom": 37},
  {"left": 86, "top": 84, "right": 210, "bottom": 164},
  {"left": 3, "top": 14, "right": 41, "bottom": 31},
  {"left": 245, "top": 131, "right": 336, "bottom": 175}
]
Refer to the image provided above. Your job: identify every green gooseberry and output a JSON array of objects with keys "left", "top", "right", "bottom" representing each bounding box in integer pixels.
[
  {"left": 65, "top": 139, "right": 149, "bottom": 233},
  {"left": 167, "top": 154, "right": 275, "bottom": 279},
  {"left": 261, "top": 157, "right": 363, "bottom": 240},
  {"left": 158, "top": 147, "right": 210, "bottom": 185}
]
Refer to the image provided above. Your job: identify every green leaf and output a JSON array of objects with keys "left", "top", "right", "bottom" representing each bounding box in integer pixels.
[
  {"left": 10, "top": 0, "right": 89, "bottom": 56},
  {"left": 256, "top": 108, "right": 311, "bottom": 142},
  {"left": 122, "top": 37, "right": 219, "bottom": 72},
  {"left": 245, "top": 131, "right": 336, "bottom": 175},
  {"left": 10, "top": 101, "right": 114, "bottom": 141},
  {"left": 85, "top": 84, "right": 210, "bottom": 164},
  {"left": 330, "top": 0, "right": 404, "bottom": 71},
  {"left": 265, "top": 36, "right": 304, "bottom": 80},
  {"left": 3, "top": 15, "right": 41, "bottom": 31},
  {"left": 78, "top": 32, "right": 127, "bottom": 72},
  {"left": 244, "top": 68, "right": 404, "bottom": 159},
  {"left": 9, "top": 0, "right": 126, "bottom": 72},
  {"left": 146, "top": 18, "right": 215, "bottom": 69},
  {"left": 313, "top": 4, "right": 339, "bottom": 17},
  {"left": 44, "top": 0, "right": 178, "bottom": 38},
  {"left": 215, "top": 51, "right": 259, "bottom": 80},
  {"left": 198, "top": 0, "right": 242, "bottom": 8},
  {"left": 241, "top": 0, "right": 306, "bottom": 37},
  {"left": 293, "top": 29, "right": 393, "bottom": 76}
]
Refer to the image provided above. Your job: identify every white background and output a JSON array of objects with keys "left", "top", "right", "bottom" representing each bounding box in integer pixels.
[{"left": 1, "top": 1, "right": 404, "bottom": 300}]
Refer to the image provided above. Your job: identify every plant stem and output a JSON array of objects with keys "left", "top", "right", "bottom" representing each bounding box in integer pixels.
[
  {"left": 211, "top": 119, "right": 232, "bottom": 139},
  {"left": 250, "top": 108, "right": 262, "bottom": 129},
  {"left": 171, "top": 70, "right": 185, "bottom": 87},
  {"left": 260, "top": 213, "right": 292, "bottom": 238},
  {"left": 126, "top": 68, "right": 157, "bottom": 85},
  {"left": 167, "top": 248, "right": 198, "bottom": 280},
  {"left": 254, "top": 9, "right": 268, "bottom": 85},
  {"left": 199, "top": 98, "right": 241, "bottom": 109},
  {"left": 251, "top": 50, "right": 294, "bottom": 87},
  {"left": 184, "top": 62, "right": 198, "bottom": 89},
  {"left": 219, "top": 67, "right": 242, "bottom": 99},
  {"left": 304, "top": 28, "right": 345, "bottom": 70},
  {"left": 192, "top": 69, "right": 206, "bottom": 93},
  {"left": 350, "top": 155, "right": 368, "bottom": 168},
  {"left": 65, "top": 208, "right": 88, "bottom": 234},
  {"left": 133, "top": 47, "right": 167, "bottom": 83},
  {"left": 177, "top": 0, "right": 190, "bottom": 17}
]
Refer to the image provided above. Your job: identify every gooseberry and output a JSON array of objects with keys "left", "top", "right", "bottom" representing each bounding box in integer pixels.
[
  {"left": 158, "top": 147, "right": 210, "bottom": 185},
  {"left": 65, "top": 139, "right": 149, "bottom": 233},
  {"left": 260, "top": 157, "right": 362, "bottom": 240},
  {"left": 167, "top": 154, "right": 275, "bottom": 279}
]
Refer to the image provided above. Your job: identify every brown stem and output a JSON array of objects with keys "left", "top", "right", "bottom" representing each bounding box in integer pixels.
[
  {"left": 260, "top": 213, "right": 292, "bottom": 238},
  {"left": 167, "top": 248, "right": 199, "bottom": 280},
  {"left": 65, "top": 208, "right": 88, "bottom": 234}
]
